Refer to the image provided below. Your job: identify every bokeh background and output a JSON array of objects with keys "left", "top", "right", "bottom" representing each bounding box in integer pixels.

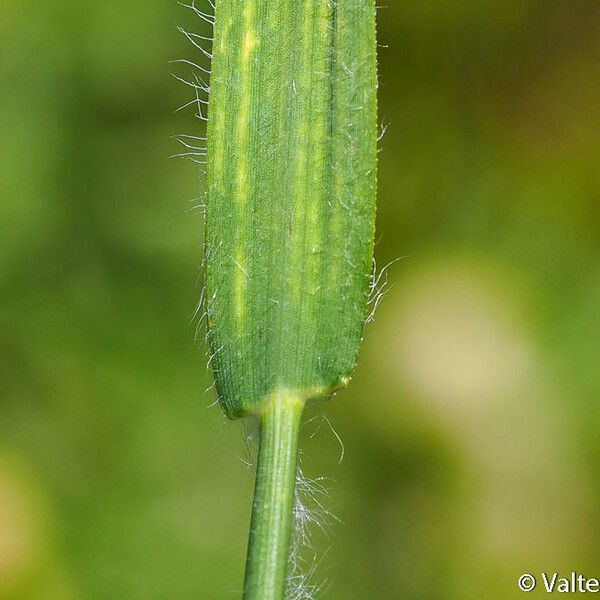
[{"left": 1, "top": 1, "right": 599, "bottom": 598}]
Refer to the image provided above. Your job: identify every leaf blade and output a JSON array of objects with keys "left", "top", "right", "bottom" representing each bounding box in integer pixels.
[{"left": 206, "top": 0, "right": 378, "bottom": 418}]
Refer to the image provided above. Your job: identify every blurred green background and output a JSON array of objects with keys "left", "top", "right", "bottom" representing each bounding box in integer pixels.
[{"left": 1, "top": 1, "right": 599, "bottom": 598}]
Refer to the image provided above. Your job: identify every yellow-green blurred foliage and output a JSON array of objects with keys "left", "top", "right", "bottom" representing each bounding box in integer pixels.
[{"left": 1, "top": 1, "right": 599, "bottom": 598}]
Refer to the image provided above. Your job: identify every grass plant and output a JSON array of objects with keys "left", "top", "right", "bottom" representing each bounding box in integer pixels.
[{"left": 183, "top": 1, "right": 378, "bottom": 597}]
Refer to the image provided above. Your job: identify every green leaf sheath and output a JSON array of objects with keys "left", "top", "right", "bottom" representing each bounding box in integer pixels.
[{"left": 205, "top": 0, "right": 377, "bottom": 415}]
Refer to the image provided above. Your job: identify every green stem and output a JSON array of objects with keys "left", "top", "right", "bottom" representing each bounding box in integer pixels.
[{"left": 243, "top": 393, "right": 305, "bottom": 600}]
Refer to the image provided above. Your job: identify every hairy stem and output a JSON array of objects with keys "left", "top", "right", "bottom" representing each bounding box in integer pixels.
[{"left": 243, "top": 393, "right": 305, "bottom": 600}]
